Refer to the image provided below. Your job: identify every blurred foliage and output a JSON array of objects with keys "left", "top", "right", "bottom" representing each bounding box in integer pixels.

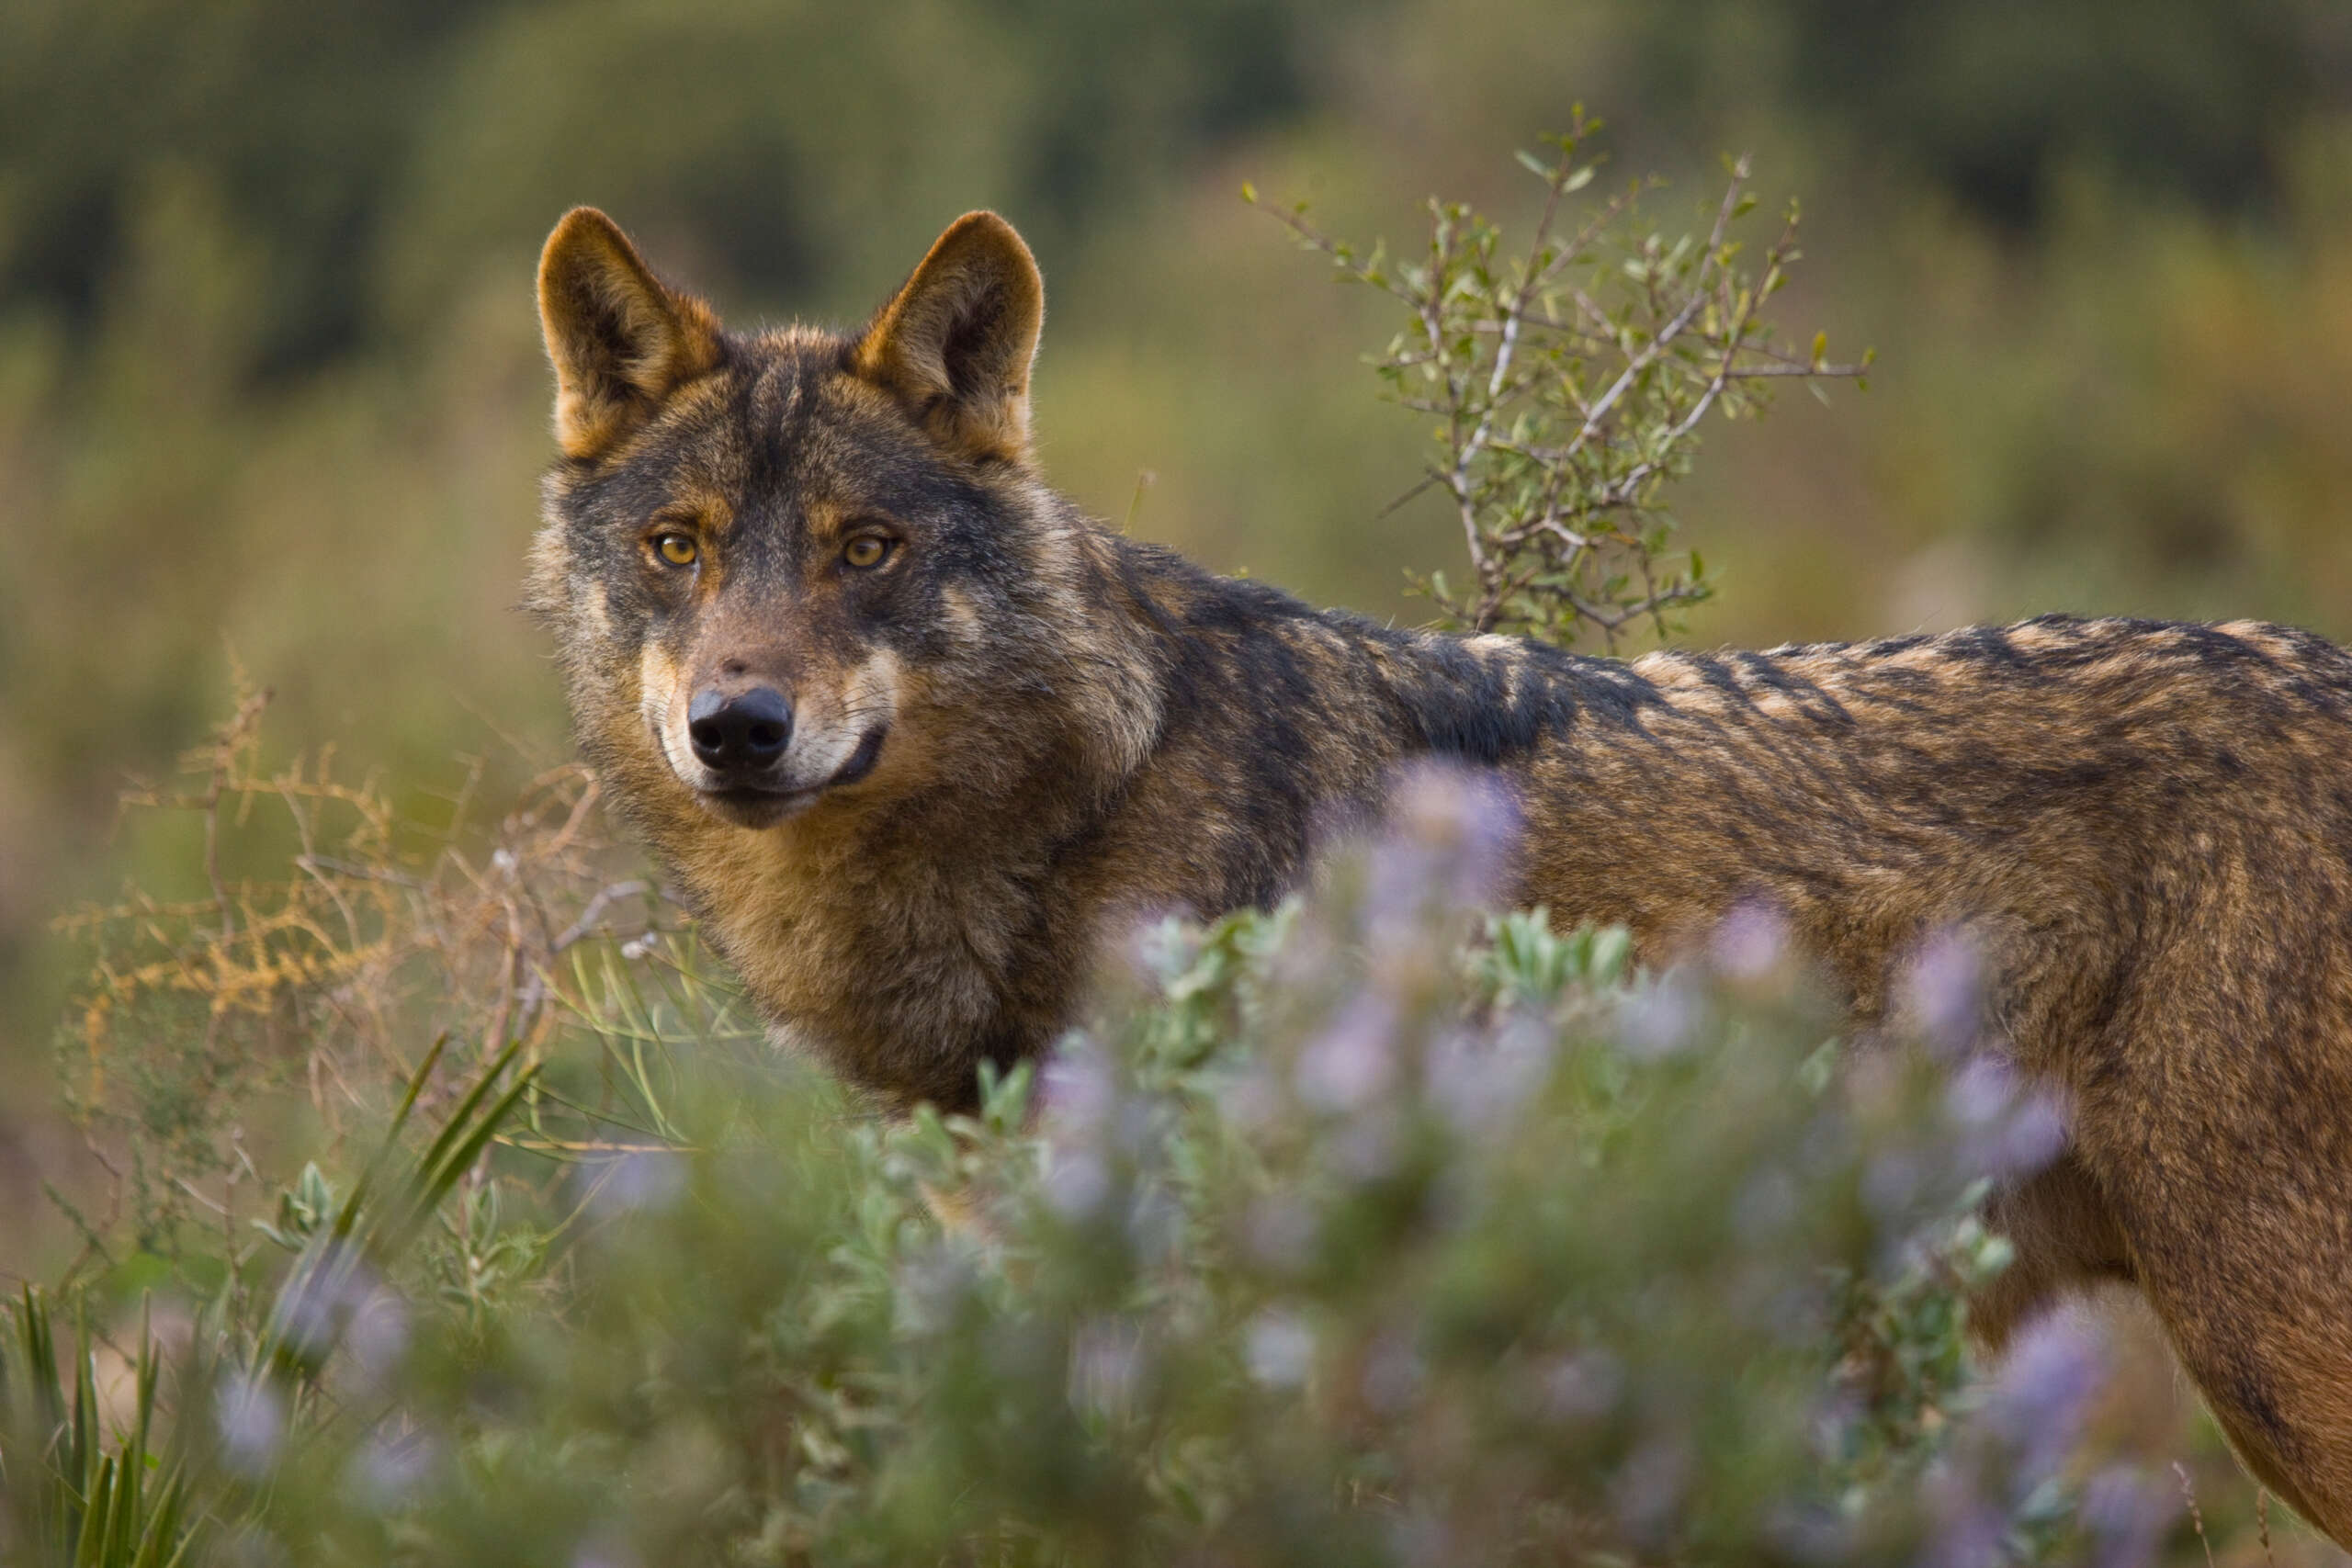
[
  {"left": 6, "top": 0, "right": 2340, "bottom": 369},
  {"left": 9, "top": 745, "right": 2303, "bottom": 1564},
  {"left": 1610, "top": 0, "right": 2346, "bottom": 227},
  {"left": 0, "top": 0, "right": 1354, "bottom": 372}
]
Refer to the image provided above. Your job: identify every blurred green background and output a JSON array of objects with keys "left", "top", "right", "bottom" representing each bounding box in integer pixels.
[{"left": 3, "top": 0, "right": 2350, "bottom": 1095}]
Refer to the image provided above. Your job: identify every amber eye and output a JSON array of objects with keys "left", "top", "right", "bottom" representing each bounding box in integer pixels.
[
  {"left": 653, "top": 532, "right": 698, "bottom": 568},
  {"left": 842, "top": 534, "right": 892, "bottom": 570}
]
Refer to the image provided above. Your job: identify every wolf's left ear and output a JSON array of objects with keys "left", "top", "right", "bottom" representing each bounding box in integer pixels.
[
  {"left": 537, "top": 208, "right": 723, "bottom": 461},
  {"left": 853, "top": 212, "right": 1043, "bottom": 464}
]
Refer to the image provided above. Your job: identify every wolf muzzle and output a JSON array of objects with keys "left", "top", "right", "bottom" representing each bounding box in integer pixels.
[{"left": 687, "top": 683, "right": 793, "bottom": 779}]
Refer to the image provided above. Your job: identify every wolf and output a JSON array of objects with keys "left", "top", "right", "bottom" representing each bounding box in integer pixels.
[{"left": 531, "top": 206, "right": 2352, "bottom": 1540}]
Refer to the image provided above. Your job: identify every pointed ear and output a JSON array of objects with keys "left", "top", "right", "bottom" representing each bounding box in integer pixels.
[
  {"left": 852, "top": 212, "right": 1043, "bottom": 463},
  {"left": 537, "top": 208, "right": 723, "bottom": 460}
]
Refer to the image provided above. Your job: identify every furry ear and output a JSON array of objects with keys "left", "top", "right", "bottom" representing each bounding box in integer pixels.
[
  {"left": 853, "top": 211, "right": 1043, "bottom": 463},
  {"left": 537, "top": 208, "right": 723, "bottom": 460}
]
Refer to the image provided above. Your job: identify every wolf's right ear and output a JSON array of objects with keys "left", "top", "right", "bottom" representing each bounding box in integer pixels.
[
  {"left": 853, "top": 212, "right": 1043, "bottom": 464},
  {"left": 537, "top": 208, "right": 723, "bottom": 461}
]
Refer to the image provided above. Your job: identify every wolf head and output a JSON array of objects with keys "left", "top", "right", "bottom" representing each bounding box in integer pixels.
[{"left": 529, "top": 209, "right": 1159, "bottom": 850}]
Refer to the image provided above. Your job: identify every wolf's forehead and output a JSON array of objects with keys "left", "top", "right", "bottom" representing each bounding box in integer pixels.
[
  {"left": 730, "top": 346, "right": 933, "bottom": 500},
  {"left": 747, "top": 352, "right": 819, "bottom": 434}
]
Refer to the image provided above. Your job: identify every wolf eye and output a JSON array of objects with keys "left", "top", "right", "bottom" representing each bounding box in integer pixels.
[
  {"left": 653, "top": 532, "right": 698, "bottom": 567},
  {"left": 842, "top": 534, "right": 892, "bottom": 570}
]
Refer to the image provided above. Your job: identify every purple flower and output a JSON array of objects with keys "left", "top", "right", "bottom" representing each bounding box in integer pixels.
[
  {"left": 345, "top": 1283, "right": 410, "bottom": 1385},
  {"left": 1069, "top": 1316, "right": 1148, "bottom": 1421},
  {"left": 1040, "top": 1037, "right": 1120, "bottom": 1134},
  {"left": 1982, "top": 1089, "right": 2069, "bottom": 1179},
  {"left": 216, "top": 1371, "right": 284, "bottom": 1475},
  {"left": 276, "top": 1257, "right": 378, "bottom": 1363},
  {"left": 1947, "top": 1055, "right": 2071, "bottom": 1179},
  {"left": 1295, "top": 994, "right": 1397, "bottom": 1112},
  {"left": 1919, "top": 1461, "right": 2007, "bottom": 1568},
  {"left": 1984, "top": 1311, "right": 2108, "bottom": 1489},
  {"left": 585, "top": 1149, "right": 685, "bottom": 1216},
  {"left": 1618, "top": 974, "right": 1702, "bottom": 1058},
  {"left": 1043, "top": 1147, "right": 1111, "bottom": 1220},
  {"left": 2078, "top": 1464, "right": 2177, "bottom": 1568},
  {"left": 1366, "top": 761, "right": 1521, "bottom": 931},
  {"left": 1119, "top": 908, "right": 1209, "bottom": 990},
  {"left": 1904, "top": 927, "right": 1985, "bottom": 1054},
  {"left": 1426, "top": 1016, "right": 1550, "bottom": 1134},
  {"left": 349, "top": 1429, "right": 438, "bottom": 1508},
  {"left": 1712, "top": 900, "right": 1791, "bottom": 980},
  {"left": 1862, "top": 1149, "right": 1927, "bottom": 1221},
  {"left": 1245, "top": 1310, "right": 1317, "bottom": 1388}
]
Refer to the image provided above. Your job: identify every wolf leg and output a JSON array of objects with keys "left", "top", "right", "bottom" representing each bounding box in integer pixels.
[
  {"left": 1970, "top": 1149, "right": 2135, "bottom": 1351},
  {"left": 2074, "top": 1007, "right": 2352, "bottom": 1548}
]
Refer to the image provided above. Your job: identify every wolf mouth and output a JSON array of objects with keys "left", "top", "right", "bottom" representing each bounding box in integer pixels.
[
  {"left": 830, "top": 726, "right": 888, "bottom": 788},
  {"left": 692, "top": 727, "right": 888, "bottom": 828}
]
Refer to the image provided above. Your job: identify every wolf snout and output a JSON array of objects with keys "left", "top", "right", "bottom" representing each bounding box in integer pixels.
[{"left": 687, "top": 684, "right": 793, "bottom": 773}]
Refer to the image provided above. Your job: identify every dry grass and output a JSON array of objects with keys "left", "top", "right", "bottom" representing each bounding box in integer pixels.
[{"left": 42, "top": 684, "right": 758, "bottom": 1291}]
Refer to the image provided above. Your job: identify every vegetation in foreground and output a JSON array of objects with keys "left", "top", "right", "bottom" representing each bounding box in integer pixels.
[
  {"left": 6, "top": 731, "right": 2116, "bottom": 1564},
  {"left": 3, "top": 131, "right": 2328, "bottom": 1566}
]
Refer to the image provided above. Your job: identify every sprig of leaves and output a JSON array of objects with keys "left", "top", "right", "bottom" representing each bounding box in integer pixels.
[{"left": 1255, "top": 112, "right": 1871, "bottom": 649}]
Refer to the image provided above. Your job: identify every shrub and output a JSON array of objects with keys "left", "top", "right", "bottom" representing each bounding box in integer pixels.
[{"left": 1254, "top": 112, "right": 1867, "bottom": 650}]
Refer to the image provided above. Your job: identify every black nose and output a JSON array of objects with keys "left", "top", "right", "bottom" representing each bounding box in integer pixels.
[{"left": 687, "top": 685, "right": 792, "bottom": 773}]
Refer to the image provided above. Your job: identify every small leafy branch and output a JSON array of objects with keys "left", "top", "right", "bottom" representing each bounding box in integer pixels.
[{"left": 1254, "top": 111, "right": 1871, "bottom": 649}]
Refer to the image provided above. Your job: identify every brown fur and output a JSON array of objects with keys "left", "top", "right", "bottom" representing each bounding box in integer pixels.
[{"left": 532, "top": 208, "right": 2352, "bottom": 1541}]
